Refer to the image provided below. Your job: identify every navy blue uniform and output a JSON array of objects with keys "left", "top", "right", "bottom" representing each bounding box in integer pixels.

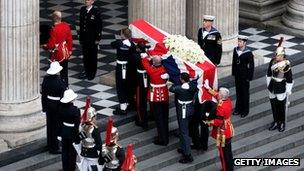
[
  {"left": 41, "top": 75, "right": 66, "bottom": 153},
  {"left": 198, "top": 27, "right": 222, "bottom": 65},
  {"left": 232, "top": 47, "right": 254, "bottom": 117},
  {"left": 79, "top": 6, "right": 102, "bottom": 80}
]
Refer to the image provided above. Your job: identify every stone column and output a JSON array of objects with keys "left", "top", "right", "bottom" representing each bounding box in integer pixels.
[
  {"left": 0, "top": 0, "right": 45, "bottom": 148},
  {"left": 186, "top": 0, "right": 239, "bottom": 66},
  {"left": 128, "top": 0, "right": 186, "bottom": 35},
  {"left": 240, "top": 0, "right": 287, "bottom": 22},
  {"left": 282, "top": 0, "right": 304, "bottom": 30}
]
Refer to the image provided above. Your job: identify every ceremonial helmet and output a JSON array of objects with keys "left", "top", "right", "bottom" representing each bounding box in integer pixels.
[
  {"left": 276, "top": 46, "right": 285, "bottom": 57},
  {"left": 111, "top": 126, "right": 119, "bottom": 142},
  {"left": 87, "top": 106, "right": 97, "bottom": 122},
  {"left": 81, "top": 96, "right": 97, "bottom": 123}
]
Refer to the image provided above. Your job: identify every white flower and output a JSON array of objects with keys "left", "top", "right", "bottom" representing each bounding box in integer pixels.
[{"left": 163, "top": 35, "right": 208, "bottom": 63}]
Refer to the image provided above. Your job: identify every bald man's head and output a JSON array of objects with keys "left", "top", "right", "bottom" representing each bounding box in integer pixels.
[
  {"left": 52, "top": 11, "right": 62, "bottom": 22},
  {"left": 152, "top": 56, "right": 162, "bottom": 66}
]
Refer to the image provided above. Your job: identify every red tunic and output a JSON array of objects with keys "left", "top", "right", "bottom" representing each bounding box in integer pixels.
[
  {"left": 45, "top": 22, "right": 73, "bottom": 62},
  {"left": 209, "top": 94, "right": 234, "bottom": 143},
  {"left": 142, "top": 56, "right": 169, "bottom": 102}
]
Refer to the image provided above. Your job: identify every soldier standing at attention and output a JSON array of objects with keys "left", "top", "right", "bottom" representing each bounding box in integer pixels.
[
  {"left": 41, "top": 61, "right": 67, "bottom": 154},
  {"left": 79, "top": 0, "right": 102, "bottom": 80},
  {"left": 267, "top": 46, "right": 293, "bottom": 132},
  {"left": 59, "top": 89, "right": 81, "bottom": 171},
  {"left": 232, "top": 35, "right": 254, "bottom": 118},
  {"left": 197, "top": 15, "right": 222, "bottom": 66}
]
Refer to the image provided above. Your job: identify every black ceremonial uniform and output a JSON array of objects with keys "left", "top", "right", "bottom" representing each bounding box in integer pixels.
[
  {"left": 134, "top": 49, "right": 149, "bottom": 129},
  {"left": 232, "top": 47, "right": 254, "bottom": 117},
  {"left": 79, "top": 6, "right": 102, "bottom": 80},
  {"left": 59, "top": 103, "right": 80, "bottom": 171},
  {"left": 41, "top": 75, "right": 66, "bottom": 153},
  {"left": 169, "top": 83, "right": 196, "bottom": 157},
  {"left": 267, "top": 58, "right": 293, "bottom": 131},
  {"left": 111, "top": 39, "right": 135, "bottom": 110},
  {"left": 198, "top": 27, "right": 222, "bottom": 65}
]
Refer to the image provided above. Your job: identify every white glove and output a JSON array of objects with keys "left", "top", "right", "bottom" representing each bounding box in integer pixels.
[
  {"left": 140, "top": 53, "right": 148, "bottom": 59},
  {"left": 122, "top": 39, "right": 131, "bottom": 47},
  {"left": 57, "top": 136, "right": 62, "bottom": 141},
  {"left": 286, "top": 82, "right": 293, "bottom": 95},
  {"left": 161, "top": 73, "right": 169, "bottom": 80},
  {"left": 204, "top": 79, "right": 210, "bottom": 90}
]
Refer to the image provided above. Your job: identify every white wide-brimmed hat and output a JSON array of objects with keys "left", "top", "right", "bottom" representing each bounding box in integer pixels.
[
  {"left": 60, "top": 89, "right": 78, "bottom": 103},
  {"left": 46, "top": 61, "right": 63, "bottom": 75},
  {"left": 238, "top": 35, "right": 249, "bottom": 41}
]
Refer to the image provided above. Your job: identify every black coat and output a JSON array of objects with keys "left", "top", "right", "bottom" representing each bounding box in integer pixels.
[
  {"left": 198, "top": 27, "right": 222, "bottom": 65},
  {"left": 232, "top": 47, "right": 255, "bottom": 80},
  {"left": 111, "top": 39, "right": 136, "bottom": 61},
  {"left": 59, "top": 103, "right": 81, "bottom": 141},
  {"left": 41, "top": 75, "right": 66, "bottom": 112},
  {"left": 80, "top": 126, "right": 102, "bottom": 158},
  {"left": 267, "top": 59, "right": 293, "bottom": 94},
  {"left": 79, "top": 6, "right": 102, "bottom": 44}
]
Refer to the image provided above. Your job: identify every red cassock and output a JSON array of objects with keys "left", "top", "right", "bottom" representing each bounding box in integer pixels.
[
  {"left": 45, "top": 22, "right": 73, "bottom": 62},
  {"left": 210, "top": 97, "right": 234, "bottom": 142},
  {"left": 142, "top": 56, "right": 169, "bottom": 102}
]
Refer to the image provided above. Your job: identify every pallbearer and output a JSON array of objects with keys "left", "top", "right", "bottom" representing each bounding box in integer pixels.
[{"left": 267, "top": 46, "right": 293, "bottom": 132}]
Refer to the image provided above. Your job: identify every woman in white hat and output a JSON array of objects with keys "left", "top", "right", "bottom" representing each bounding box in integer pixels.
[
  {"left": 41, "top": 61, "right": 67, "bottom": 154},
  {"left": 59, "top": 89, "right": 81, "bottom": 171}
]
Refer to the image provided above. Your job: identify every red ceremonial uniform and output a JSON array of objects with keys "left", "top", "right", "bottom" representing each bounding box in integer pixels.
[
  {"left": 45, "top": 22, "right": 73, "bottom": 62},
  {"left": 142, "top": 56, "right": 169, "bottom": 102},
  {"left": 209, "top": 95, "right": 234, "bottom": 141}
]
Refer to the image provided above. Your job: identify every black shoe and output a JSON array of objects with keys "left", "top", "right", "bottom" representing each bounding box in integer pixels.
[
  {"left": 113, "top": 108, "right": 127, "bottom": 115},
  {"left": 269, "top": 122, "right": 278, "bottom": 131},
  {"left": 179, "top": 154, "right": 193, "bottom": 164},
  {"left": 278, "top": 122, "right": 285, "bottom": 132},
  {"left": 177, "top": 148, "right": 183, "bottom": 154},
  {"left": 240, "top": 113, "right": 248, "bottom": 118},
  {"left": 78, "top": 72, "right": 87, "bottom": 79},
  {"left": 49, "top": 149, "right": 62, "bottom": 154},
  {"left": 153, "top": 139, "right": 168, "bottom": 146}
]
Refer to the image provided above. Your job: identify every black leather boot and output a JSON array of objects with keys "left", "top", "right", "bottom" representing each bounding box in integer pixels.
[
  {"left": 278, "top": 122, "right": 285, "bottom": 132},
  {"left": 179, "top": 154, "right": 194, "bottom": 163}
]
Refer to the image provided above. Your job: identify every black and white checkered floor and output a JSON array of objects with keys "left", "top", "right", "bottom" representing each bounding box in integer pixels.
[{"left": 40, "top": 0, "right": 304, "bottom": 118}]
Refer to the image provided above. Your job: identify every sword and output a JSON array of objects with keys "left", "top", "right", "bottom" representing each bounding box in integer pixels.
[{"left": 285, "top": 94, "right": 290, "bottom": 126}]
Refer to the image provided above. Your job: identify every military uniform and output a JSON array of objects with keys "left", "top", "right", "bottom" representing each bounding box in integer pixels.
[
  {"left": 44, "top": 22, "right": 73, "bottom": 86},
  {"left": 267, "top": 57, "right": 293, "bottom": 132},
  {"left": 207, "top": 93, "right": 234, "bottom": 171},
  {"left": 232, "top": 46, "right": 254, "bottom": 117},
  {"left": 198, "top": 27, "right": 222, "bottom": 65},
  {"left": 142, "top": 56, "right": 169, "bottom": 145},
  {"left": 111, "top": 39, "right": 136, "bottom": 114},
  {"left": 41, "top": 74, "right": 67, "bottom": 153},
  {"left": 79, "top": 5, "right": 102, "bottom": 80},
  {"left": 59, "top": 102, "right": 81, "bottom": 171},
  {"left": 99, "top": 144, "right": 125, "bottom": 171},
  {"left": 134, "top": 46, "right": 149, "bottom": 129},
  {"left": 169, "top": 82, "right": 196, "bottom": 163}
]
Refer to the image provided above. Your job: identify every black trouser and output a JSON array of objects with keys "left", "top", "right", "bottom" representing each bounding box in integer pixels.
[
  {"left": 82, "top": 42, "right": 98, "bottom": 80},
  {"left": 270, "top": 98, "right": 286, "bottom": 123},
  {"left": 218, "top": 138, "right": 234, "bottom": 171},
  {"left": 235, "top": 77, "right": 250, "bottom": 115},
  {"left": 176, "top": 103, "right": 193, "bottom": 155},
  {"left": 189, "top": 101, "right": 212, "bottom": 150},
  {"left": 116, "top": 64, "right": 128, "bottom": 104},
  {"left": 62, "top": 138, "right": 77, "bottom": 171},
  {"left": 60, "top": 60, "right": 69, "bottom": 87},
  {"left": 46, "top": 101, "right": 60, "bottom": 152},
  {"left": 150, "top": 102, "right": 169, "bottom": 144},
  {"left": 135, "top": 82, "right": 148, "bottom": 126}
]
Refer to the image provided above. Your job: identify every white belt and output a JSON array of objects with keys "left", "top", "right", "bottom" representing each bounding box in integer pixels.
[
  {"left": 116, "top": 60, "right": 128, "bottom": 65},
  {"left": 150, "top": 83, "right": 166, "bottom": 88},
  {"left": 178, "top": 100, "right": 193, "bottom": 105},
  {"left": 47, "top": 95, "right": 60, "bottom": 101},
  {"left": 117, "top": 60, "right": 127, "bottom": 79},
  {"left": 271, "top": 77, "right": 284, "bottom": 82},
  {"left": 63, "top": 122, "right": 75, "bottom": 127},
  {"left": 137, "top": 69, "right": 146, "bottom": 74}
]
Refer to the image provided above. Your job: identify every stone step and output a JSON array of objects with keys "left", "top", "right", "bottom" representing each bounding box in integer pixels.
[
  {"left": 158, "top": 115, "right": 304, "bottom": 171},
  {"left": 136, "top": 101, "right": 304, "bottom": 171}
]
